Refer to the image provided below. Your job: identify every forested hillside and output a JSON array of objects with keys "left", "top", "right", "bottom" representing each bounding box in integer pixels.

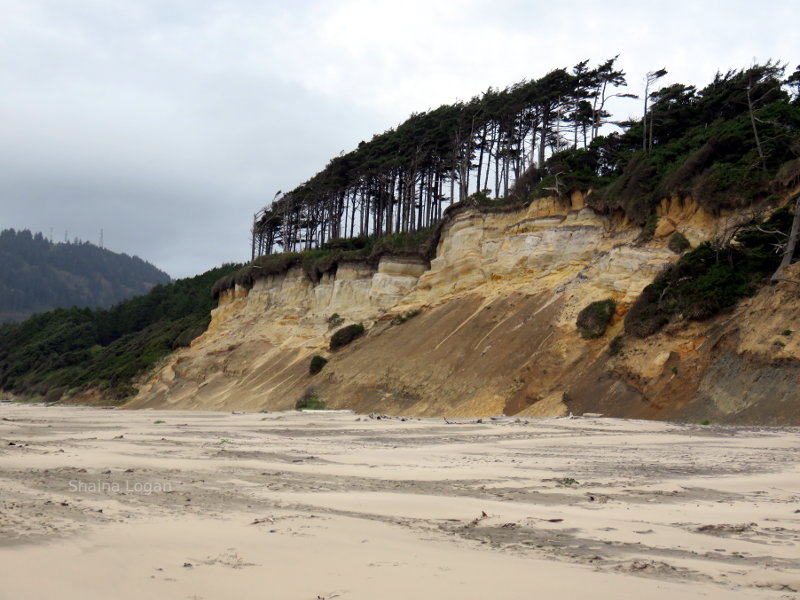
[
  {"left": 253, "top": 56, "right": 641, "bottom": 255},
  {"left": 0, "top": 263, "right": 239, "bottom": 401},
  {"left": 0, "top": 229, "right": 171, "bottom": 322},
  {"left": 234, "top": 60, "right": 799, "bottom": 299}
]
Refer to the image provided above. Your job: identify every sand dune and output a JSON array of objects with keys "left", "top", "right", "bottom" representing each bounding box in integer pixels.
[{"left": 1, "top": 404, "right": 798, "bottom": 599}]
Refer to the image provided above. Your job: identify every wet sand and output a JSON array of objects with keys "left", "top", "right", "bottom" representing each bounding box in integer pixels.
[{"left": 0, "top": 404, "right": 798, "bottom": 599}]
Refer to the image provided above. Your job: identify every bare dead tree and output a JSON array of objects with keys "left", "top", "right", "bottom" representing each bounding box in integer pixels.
[{"left": 772, "top": 196, "right": 800, "bottom": 283}]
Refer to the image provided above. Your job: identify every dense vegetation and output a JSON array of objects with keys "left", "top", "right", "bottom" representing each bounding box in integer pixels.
[
  {"left": 0, "top": 264, "right": 239, "bottom": 401},
  {"left": 214, "top": 228, "right": 435, "bottom": 298},
  {"left": 0, "top": 229, "right": 170, "bottom": 323},
  {"left": 667, "top": 231, "right": 691, "bottom": 254},
  {"left": 226, "top": 59, "right": 800, "bottom": 299},
  {"left": 578, "top": 62, "right": 800, "bottom": 223},
  {"left": 250, "top": 57, "right": 639, "bottom": 257},
  {"left": 295, "top": 389, "right": 326, "bottom": 411},
  {"left": 250, "top": 59, "right": 799, "bottom": 255},
  {"left": 625, "top": 207, "right": 798, "bottom": 337}
]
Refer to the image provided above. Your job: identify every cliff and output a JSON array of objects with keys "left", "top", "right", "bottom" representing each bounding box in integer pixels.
[{"left": 127, "top": 193, "right": 800, "bottom": 424}]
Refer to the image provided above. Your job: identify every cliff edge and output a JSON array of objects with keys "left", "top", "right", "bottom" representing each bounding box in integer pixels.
[{"left": 127, "top": 193, "right": 800, "bottom": 424}]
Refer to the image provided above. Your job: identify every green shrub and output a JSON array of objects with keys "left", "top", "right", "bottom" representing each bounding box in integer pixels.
[
  {"left": 464, "top": 189, "right": 494, "bottom": 206},
  {"left": 391, "top": 309, "right": 421, "bottom": 325},
  {"left": 537, "top": 148, "right": 600, "bottom": 196},
  {"left": 609, "top": 335, "right": 624, "bottom": 356},
  {"left": 625, "top": 208, "right": 791, "bottom": 337},
  {"left": 667, "top": 231, "right": 691, "bottom": 254},
  {"left": 109, "top": 384, "right": 138, "bottom": 400},
  {"left": 590, "top": 152, "right": 658, "bottom": 225},
  {"left": 319, "top": 236, "right": 373, "bottom": 252},
  {"left": 295, "top": 389, "right": 326, "bottom": 410},
  {"left": 43, "top": 387, "right": 63, "bottom": 403},
  {"left": 327, "top": 313, "right": 344, "bottom": 329},
  {"left": 556, "top": 477, "right": 578, "bottom": 486},
  {"left": 625, "top": 245, "right": 744, "bottom": 337},
  {"left": 309, "top": 355, "right": 328, "bottom": 375},
  {"left": 692, "top": 160, "right": 768, "bottom": 210},
  {"left": 576, "top": 299, "right": 616, "bottom": 339},
  {"left": 638, "top": 214, "right": 659, "bottom": 243},
  {"left": 371, "top": 228, "right": 435, "bottom": 256},
  {"left": 330, "top": 323, "right": 365, "bottom": 350}
]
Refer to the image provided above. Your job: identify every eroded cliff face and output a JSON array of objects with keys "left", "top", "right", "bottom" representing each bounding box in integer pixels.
[{"left": 127, "top": 194, "right": 800, "bottom": 424}]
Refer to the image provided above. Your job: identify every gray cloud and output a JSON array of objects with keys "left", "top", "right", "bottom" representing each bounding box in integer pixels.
[{"left": 1, "top": 0, "right": 796, "bottom": 277}]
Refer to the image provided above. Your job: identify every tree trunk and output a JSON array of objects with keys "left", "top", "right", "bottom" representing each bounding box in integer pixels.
[
  {"left": 395, "top": 172, "right": 403, "bottom": 234},
  {"left": 503, "top": 159, "right": 509, "bottom": 197},
  {"left": 772, "top": 197, "right": 800, "bottom": 282},
  {"left": 349, "top": 189, "right": 357, "bottom": 239},
  {"left": 417, "top": 173, "right": 425, "bottom": 230},
  {"left": 476, "top": 125, "right": 486, "bottom": 194},
  {"left": 538, "top": 106, "right": 550, "bottom": 168},
  {"left": 386, "top": 172, "right": 395, "bottom": 235},
  {"left": 484, "top": 126, "right": 494, "bottom": 193},
  {"left": 250, "top": 214, "right": 257, "bottom": 261},
  {"left": 747, "top": 83, "right": 768, "bottom": 172}
]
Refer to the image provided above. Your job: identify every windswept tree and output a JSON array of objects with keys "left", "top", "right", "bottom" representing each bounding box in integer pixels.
[
  {"left": 591, "top": 56, "right": 638, "bottom": 140},
  {"left": 642, "top": 68, "right": 668, "bottom": 152},
  {"left": 251, "top": 57, "right": 771, "bottom": 258}
]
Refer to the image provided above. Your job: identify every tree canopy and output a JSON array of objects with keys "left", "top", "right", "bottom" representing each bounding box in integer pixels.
[
  {"left": 250, "top": 58, "right": 800, "bottom": 262},
  {"left": 252, "top": 57, "right": 635, "bottom": 257}
]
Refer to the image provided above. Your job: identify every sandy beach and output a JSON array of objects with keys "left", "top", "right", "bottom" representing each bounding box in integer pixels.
[{"left": 0, "top": 404, "right": 798, "bottom": 599}]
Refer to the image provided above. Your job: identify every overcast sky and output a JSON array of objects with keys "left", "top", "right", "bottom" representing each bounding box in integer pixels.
[{"left": 1, "top": 0, "right": 796, "bottom": 278}]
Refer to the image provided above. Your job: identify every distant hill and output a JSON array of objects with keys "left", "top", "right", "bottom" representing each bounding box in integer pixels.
[
  {"left": 0, "top": 262, "right": 240, "bottom": 401},
  {"left": 0, "top": 229, "right": 171, "bottom": 322}
]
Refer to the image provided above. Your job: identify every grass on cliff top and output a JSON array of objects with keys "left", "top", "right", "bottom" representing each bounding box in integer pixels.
[
  {"left": 0, "top": 263, "right": 240, "bottom": 402},
  {"left": 214, "top": 188, "right": 536, "bottom": 302},
  {"left": 213, "top": 228, "right": 436, "bottom": 299}
]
